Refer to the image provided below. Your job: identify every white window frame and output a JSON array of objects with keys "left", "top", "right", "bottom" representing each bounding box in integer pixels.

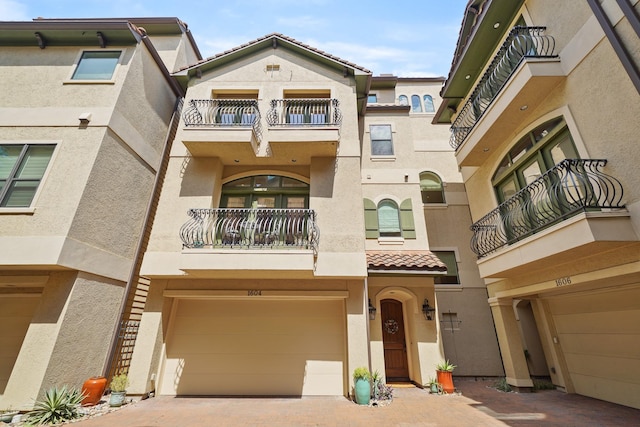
[
  {"left": 369, "top": 124, "right": 396, "bottom": 161},
  {"left": 64, "top": 49, "right": 124, "bottom": 84}
]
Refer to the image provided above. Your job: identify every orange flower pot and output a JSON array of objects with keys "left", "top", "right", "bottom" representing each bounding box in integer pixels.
[
  {"left": 436, "top": 370, "right": 455, "bottom": 394},
  {"left": 82, "top": 376, "right": 107, "bottom": 406}
]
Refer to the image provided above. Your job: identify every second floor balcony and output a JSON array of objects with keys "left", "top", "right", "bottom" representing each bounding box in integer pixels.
[
  {"left": 180, "top": 208, "right": 319, "bottom": 254},
  {"left": 470, "top": 159, "right": 637, "bottom": 278}
]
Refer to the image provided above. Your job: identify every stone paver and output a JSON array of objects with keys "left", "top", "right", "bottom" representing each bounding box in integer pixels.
[{"left": 68, "top": 378, "right": 640, "bottom": 427}]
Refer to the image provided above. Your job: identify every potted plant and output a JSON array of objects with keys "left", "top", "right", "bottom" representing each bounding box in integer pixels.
[
  {"left": 108, "top": 374, "right": 129, "bottom": 407},
  {"left": 427, "top": 377, "right": 441, "bottom": 394},
  {"left": 353, "top": 367, "right": 371, "bottom": 405},
  {"left": 436, "top": 360, "right": 456, "bottom": 394}
]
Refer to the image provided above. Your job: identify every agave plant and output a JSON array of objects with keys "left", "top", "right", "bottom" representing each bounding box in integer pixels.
[{"left": 25, "top": 386, "right": 85, "bottom": 426}]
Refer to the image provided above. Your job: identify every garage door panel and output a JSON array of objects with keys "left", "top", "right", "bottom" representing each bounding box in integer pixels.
[
  {"left": 554, "top": 310, "right": 640, "bottom": 334},
  {"left": 564, "top": 352, "right": 639, "bottom": 383},
  {"left": 559, "top": 333, "right": 640, "bottom": 358},
  {"left": 161, "top": 299, "right": 345, "bottom": 396}
]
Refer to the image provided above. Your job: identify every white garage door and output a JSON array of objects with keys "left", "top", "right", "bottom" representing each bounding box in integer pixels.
[
  {"left": 159, "top": 299, "right": 345, "bottom": 396},
  {"left": 548, "top": 286, "right": 640, "bottom": 409}
]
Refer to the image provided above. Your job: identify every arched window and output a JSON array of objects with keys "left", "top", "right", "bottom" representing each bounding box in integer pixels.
[
  {"left": 423, "top": 95, "right": 435, "bottom": 112},
  {"left": 377, "top": 199, "right": 401, "bottom": 236},
  {"left": 363, "top": 198, "right": 416, "bottom": 239},
  {"left": 411, "top": 95, "right": 422, "bottom": 112},
  {"left": 420, "top": 172, "right": 445, "bottom": 204},
  {"left": 398, "top": 95, "right": 409, "bottom": 106},
  {"left": 220, "top": 175, "right": 309, "bottom": 209}
]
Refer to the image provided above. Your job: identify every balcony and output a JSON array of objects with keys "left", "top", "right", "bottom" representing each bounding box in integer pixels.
[
  {"left": 266, "top": 98, "right": 342, "bottom": 162},
  {"left": 470, "top": 160, "right": 637, "bottom": 278},
  {"left": 181, "top": 99, "right": 262, "bottom": 160},
  {"left": 450, "top": 26, "right": 564, "bottom": 166},
  {"left": 178, "top": 208, "right": 319, "bottom": 278}
]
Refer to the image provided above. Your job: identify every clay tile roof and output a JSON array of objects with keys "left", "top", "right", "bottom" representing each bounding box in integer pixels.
[
  {"left": 366, "top": 251, "right": 447, "bottom": 272},
  {"left": 176, "top": 32, "right": 371, "bottom": 74}
]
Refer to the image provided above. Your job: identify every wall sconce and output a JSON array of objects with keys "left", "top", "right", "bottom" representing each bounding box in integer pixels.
[
  {"left": 422, "top": 299, "right": 436, "bottom": 321},
  {"left": 368, "top": 299, "right": 377, "bottom": 320}
]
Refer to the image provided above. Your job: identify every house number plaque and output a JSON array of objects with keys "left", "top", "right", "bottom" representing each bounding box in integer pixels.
[
  {"left": 555, "top": 276, "right": 572, "bottom": 287},
  {"left": 247, "top": 290, "right": 262, "bottom": 296}
]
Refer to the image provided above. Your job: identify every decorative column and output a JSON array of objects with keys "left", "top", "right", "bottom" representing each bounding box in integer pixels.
[{"left": 488, "top": 297, "right": 533, "bottom": 390}]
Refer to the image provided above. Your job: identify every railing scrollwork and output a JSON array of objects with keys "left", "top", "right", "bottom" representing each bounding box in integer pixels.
[
  {"left": 180, "top": 208, "right": 319, "bottom": 254},
  {"left": 470, "top": 159, "right": 625, "bottom": 257},
  {"left": 266, "top": 98, "right": 342, "bottom": 126}
]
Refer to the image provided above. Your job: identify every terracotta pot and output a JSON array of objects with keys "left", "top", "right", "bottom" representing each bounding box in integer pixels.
[
  {"left": 82, "top": 376, "right": 107, "bottom": 406},
  {"left": 436, "top": 370, "right": 455, "bottom": 394}
]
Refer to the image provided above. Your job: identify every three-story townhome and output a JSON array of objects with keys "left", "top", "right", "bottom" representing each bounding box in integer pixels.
[{"left": 434, "top": 0, "right": 640, "bottom": 409}]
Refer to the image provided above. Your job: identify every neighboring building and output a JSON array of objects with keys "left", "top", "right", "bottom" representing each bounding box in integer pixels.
[
  {"left": 434, "top": 0, "right": 640, "bottom": 409},
  {"left": 126, "top": 33, "right": 502, "bottom": 398},
  {"left": 0, "top": 18, "right": 200, "bottom": 409}
]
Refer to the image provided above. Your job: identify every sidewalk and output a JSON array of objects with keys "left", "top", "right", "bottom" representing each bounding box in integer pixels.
[{"left": 68, "top": 378, "right": 639, "bottom": 427}]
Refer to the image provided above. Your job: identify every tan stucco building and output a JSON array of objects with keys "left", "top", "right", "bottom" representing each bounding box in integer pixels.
[
  {"left": 0, "top": 18, "right": 200, "bottom": 409},
  {"left": 127, "top": 33, "right": 502, "bottom": 399},
  {"left": 434, "top": 0, "right": 640, "bottom": 409}
]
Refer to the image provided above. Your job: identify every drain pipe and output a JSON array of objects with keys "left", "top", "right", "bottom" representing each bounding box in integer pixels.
[
  {"left": 364, "top": 277, "right": 373, "bottom": 374},
  {"left": 103, "top": 97, "right": 183, "bottom": 378}
]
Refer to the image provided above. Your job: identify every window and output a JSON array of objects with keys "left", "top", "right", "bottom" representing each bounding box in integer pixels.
[
  {"left": 411, "top": 95, "right": 422, "bottom": 113},
  {"left": 367, "top": 94, "right": 378, "bottom": 103},
  {"left": 72, "top": 51, "right": 121, "bottom": 80},
  {"left": 398, "top": 95, "right": 409, "bottom": 106},
  {"left": 433, "top": 251, "right": 459, "bottom": 284},
  {"left": 370, "top": 125, "right": 393, "bottom": 156},
  {"left": 423, "top": 95, "right": 435, "bottom": 112},
  {"left": 377, "top": 199, "right": 401, "bottom": 237},
  {"left": 0, "top": 144, "right": 55, "bottom": 207},
  {"left": 363, "top": 198, "right": 416, "bottom": 239},
  {"left": 420, "top": 172, "right": 445, "bottom": 204},
  {"left": 492, "top": 117, "right": 577, "bottom": 203},
  {"left": 220, "top": 175, "right": 309, "bottom": 209}
]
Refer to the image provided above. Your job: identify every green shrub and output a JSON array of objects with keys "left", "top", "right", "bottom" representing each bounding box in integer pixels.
[
  {"left": 110, "top": 374, "right": 129, "bottom": 392},
  {"left": 493, "top": 377, "right": 512, "bottom": 392},
  {"left": 436, "top": 360, "right": 456, "bottom": 372},
  {"left": 353, "top": 367, "right": 371, "bottom": 381},
  {"left": 533, "top": 378, "right": 555, "bottom": 390},
  {"left": 24, "top": 386, "right": 85, "bottom": 426}
]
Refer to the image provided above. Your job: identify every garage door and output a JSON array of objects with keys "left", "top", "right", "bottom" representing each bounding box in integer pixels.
[
  {"left": 548, "top": 286, "right": 640, "bottom": 409},
  {"left": 159, "top": 299, "right": 345, "bottom": 396}
]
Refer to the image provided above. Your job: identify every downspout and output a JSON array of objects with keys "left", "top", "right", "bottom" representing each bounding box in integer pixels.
[
  {"left": 364, "top": 277, "right": 373, "bottom": 374},
  {"left": 103, "top": 97, "right": 183, "bottom": 378}
]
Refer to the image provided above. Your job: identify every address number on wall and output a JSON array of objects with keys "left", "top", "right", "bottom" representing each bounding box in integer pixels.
[
  {"left": 555, "top": 277, "right": 572, "bottom": 287},
  {"left": 247, "top": 290, "right": 262, "bottom": 296}
]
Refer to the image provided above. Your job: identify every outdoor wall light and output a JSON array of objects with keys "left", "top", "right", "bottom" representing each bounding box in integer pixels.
[
  {"left": 368, "top": 299, "right": 377, "bottom": 320},
  {"left": 422, "top": 299, "right": 436, "bottom": 321}
]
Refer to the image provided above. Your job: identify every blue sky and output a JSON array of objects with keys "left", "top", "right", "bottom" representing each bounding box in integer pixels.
[{"left": 3, "top": 0, "right": 469, "bottom": 77}]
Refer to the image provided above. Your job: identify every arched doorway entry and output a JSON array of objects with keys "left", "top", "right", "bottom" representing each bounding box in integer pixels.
[{"left": 381, "top": 299, "right": 409, "bottom": 381}]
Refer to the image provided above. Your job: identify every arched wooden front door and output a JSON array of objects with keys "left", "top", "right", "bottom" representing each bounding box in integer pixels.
[{"left": 381, "top": 299, "right": 409, "bottom": 381}]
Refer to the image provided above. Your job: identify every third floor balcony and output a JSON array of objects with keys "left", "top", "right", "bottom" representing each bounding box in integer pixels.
[{"left": 450, "top": 26, "right": 564, "bottom": 166}]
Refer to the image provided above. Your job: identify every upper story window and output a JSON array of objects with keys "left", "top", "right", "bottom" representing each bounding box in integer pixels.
[
  {"left": 433, "top": 251, "right": 459, "bottom": 284},
  {"left": 370, "top": 125, "right": 393, "bottom": 156},
  {"left": 71, "top": 51, "right": 121, "bottom": 81},
  {"left": 363, "top": 198, "right": 416, "bottom": 239},
  {"left": 367, "top": 94, "right": 378, "bottom": 103},
  {"left": 492, "top": 117, "right": 578, "bottom": 202},
  {"left": 0, "top": 144, "right": 55, "bottom": 207},
  {"left": 420, "top": 172, "right": 445, "bottom": 204},
  {"left": 411, "top": 95, "right": 422, "bottom": 113},
  {"left": 423, "top": 95, "right": 435, "bottom": 112},
  {"left": 220, "top": 175, "right": 309, "bottom": 209},
  {"left": 400, "top": 94, "right": 436, "bottom": 113}
]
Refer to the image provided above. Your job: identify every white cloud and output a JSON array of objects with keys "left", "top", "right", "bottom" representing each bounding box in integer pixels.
[
  {"left": 275, "top": 15, "right": 326, "bottom": 29},
  {"left": 0, "top": 0, "right": 29, "bottom": 20}
]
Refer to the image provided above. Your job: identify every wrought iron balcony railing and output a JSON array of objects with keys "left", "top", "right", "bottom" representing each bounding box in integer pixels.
[
  {"left": 470, "top": 159, "right": 625, "bottom": 258},
  {"left": 266, "top": 98, "right": 342, "bottom": 126},
  {"left": 182, "top": 99, "right": 263, "bottom": 138},
  {"left": 180, "top": 208, "right": 319, "bottom": 254},
  {"left": 450, "top": 26, "right": 558, "bottom": 149}
]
